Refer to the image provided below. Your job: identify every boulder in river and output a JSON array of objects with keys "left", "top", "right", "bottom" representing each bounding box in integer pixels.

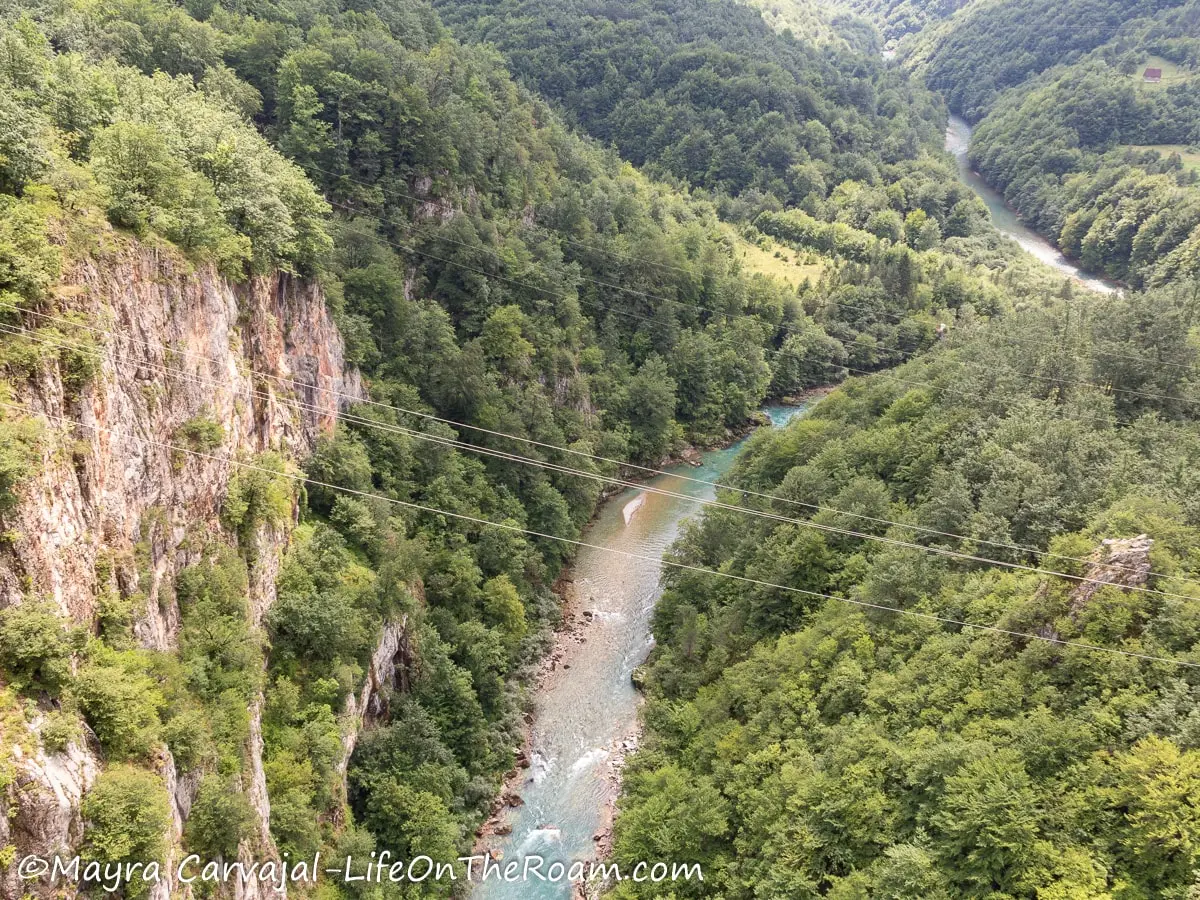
[{"left": 631, "top": 664, "right": 648, "bottom": 691}]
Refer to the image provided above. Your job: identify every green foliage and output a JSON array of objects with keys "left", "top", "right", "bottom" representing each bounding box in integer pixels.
[
  {"left": 74, "top": 648, "right": 165, "bottom": 760},
  {"left": 305, "top": 426, "right": 374, "bottom": 516},
  {"left": 81, "top": 765, "right": 171, "bottom": 899},
  {"left": 0, "top": 192, "right": 60, "bottom": 304},
  {"left": 266, "top": 524, "right": 372, "bottom": 684},
  {"left": 757, "top": 209, "right": 878, "bottom": 261},
  {"left": 39, "top": 708, "right": 81, "bottom": 753},
  {"left": 611, "top": 765, "right": 730, "bottom": 874},
  {"left": 481, "top": 574, "right": 527, "bottom": 655},
  {"left": 904, "top": 0, "right": 1200, "bottom": 287},
  {"left": 185, "top": 774, "right": 256, "bottom": 860},
  {"left": 839, "top": 0, "right": 966, "bottom": 41},
  {"left": 615, "top": 295, "right": 1200, "bottom": 897},
  {"left": 914, "top": 0, "right": 1184, "bottom": 120},
  {"left": 160, "top": 707, "right": 217, "bottom": 773},
  {"left": 175, "top": 412, "right": 225, "bottom": 452},
  {"left": 175, "top": 545, "right": 260, "bottom": 765},
  {"left": 0, "top": 19, "right": 330, "bottom": 275},
  {"left": 221, "top": 452, "right": 294, "bottom": 547},
  {"left": 0, "top": 87, "right": 49, "bottom": 192},
  {"left": 625, "top": 354, "right": 679, "bottom": 461},
  {"left": 0, "top": 600, "right": 73, "bottom": 693},
  {"left": 348, "top": 700, "right": 471, "bottom": 867},
  {"left": 9, "top": 0, "right": 1200, "bottom": 892},
  {"left": 435, "top": 0, "right": 942, "bottom": 200},
  {"left": 0, "top": 398, "right": 41, "bottom": 510}
]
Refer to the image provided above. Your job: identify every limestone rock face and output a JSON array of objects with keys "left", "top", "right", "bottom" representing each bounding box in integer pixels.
[
  {"left": 0, "top": 245, "right": 363, "bottom": 898},
  {"left": 334, "top": 614, "right": 416, "bottom": 810},
  {"left": 1069, "top": 533, "right": 1155, "bottom": 615}
]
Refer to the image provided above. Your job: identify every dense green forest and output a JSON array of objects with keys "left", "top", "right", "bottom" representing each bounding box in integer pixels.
[
  {"left": 0, "top": 0, "right": 815, "bottom": 879},
  {"left": 840, "top": 0, "right": 967, "bottom": 43},
  {"left": 612, "top": 282, "right": 1200, "bottom": 898},
  {"left": 909, "top": 0, "right": 1189, "bottom": 121},
  {"left": 3, "top": 0, "right": 1200, "bottom": 893},
  {"left": 863, "top": 0, "right": 1200, "bottom": 286},
  {"left": 560, "top": 1, "right": 1200, "bottom": 897},
  {"left": 432, "top": 0, "right": 944, "bottom": 204},
  {"left": 0, "top": 0, "right": 1034, "bottom": 886},
  {"left": 733, "top": 0, "right": 879, "bottom": 52}
]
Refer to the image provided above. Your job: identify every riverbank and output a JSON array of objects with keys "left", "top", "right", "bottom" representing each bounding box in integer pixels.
[
  {"left": 945, "top": 115, "right": 1120, "bottom": 294},
  {"left": 470, "top": 396, "right": 824, "bottom": 899},
  {"left": 584, "top": 385, "right": 833, "bottom": 509}
]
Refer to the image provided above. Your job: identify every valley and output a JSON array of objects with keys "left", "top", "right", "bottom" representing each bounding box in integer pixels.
[{"left": 0, "top": 0, "right": 1197, "bottom": 898}]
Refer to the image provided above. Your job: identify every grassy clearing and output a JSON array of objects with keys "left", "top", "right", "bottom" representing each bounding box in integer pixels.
[
  {"left": 1133, "top": 55, "right": 1190, "bottom": 90},
  {"left": 726, "top": 226, "right": 827, "bottom": 287},
  {"left": 1124, "top": 144, "right": 1200, "bottom": 174},
  {"left": 738, "top": 0, "right": 842, "bottom": 45}
]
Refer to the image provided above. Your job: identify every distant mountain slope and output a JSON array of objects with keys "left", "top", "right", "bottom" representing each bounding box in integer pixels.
[
  {"left": 734, "top": 0, "right": 879, "bottom": 52},
  {"left": 899, "top": 0, "right": 1200, "bottom": 287},
  {"left": 908, "top": 0, "right": 1189, "bottom": 120},
  {"left": 432, "top": 0, "right": 945, "bottom": 200},
  {"left": 844, "top": 0, "right": 972, "bottom": 41}
]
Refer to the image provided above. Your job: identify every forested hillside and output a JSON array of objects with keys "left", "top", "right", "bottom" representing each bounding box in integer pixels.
[
  {"left": 0, "top": 0, "right": 1047, "bottom": 884},
  {"left": 612, "top": 282, "right": 1200, "bottom": 898},
  {"left": 727, "top": 0, "right": 878, "bottom": 51},
  {"left": 877, "top": 0, "right": 1200, "bottom": 286},
  {"left": 911, "top": 0, "right": 1188, "bottom": 121},
  {"left": 0, "top": 0, "right": 818, "bottom": 880},
  {"left": 3, "top": 0, "right": 1200, "bottom": 893},
  {"left": 841, "top": 0, "right": 968, "bottom": 42},
  {"left": 429, "top": 0, "right": 1095, "bottom": 366},
  {"left": 433, "top": 0, "right": 943, "bottom": 204}
]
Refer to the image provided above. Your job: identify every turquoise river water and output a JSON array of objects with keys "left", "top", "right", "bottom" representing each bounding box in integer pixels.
[
  {"left": 472, "top": 403, "right": 810, "bottom": 899},
  {"left": 945, "top": 114, "right": 1119, "bottom": 294}
]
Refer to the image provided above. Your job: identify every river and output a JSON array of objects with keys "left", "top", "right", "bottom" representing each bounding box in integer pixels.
[
  {"left": 473, "top": 402, "right": 811, "bottom": 899},
  {"left": 945, "top": 115, "right": 1119, "bottom": 294}
]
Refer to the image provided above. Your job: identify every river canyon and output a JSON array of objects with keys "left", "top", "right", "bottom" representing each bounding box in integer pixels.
[{"left": 473, "top": 404, "right": 811, "bottom": 899}]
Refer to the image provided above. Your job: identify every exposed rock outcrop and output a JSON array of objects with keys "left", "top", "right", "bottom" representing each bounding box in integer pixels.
[
  {"left": 0, "top": 243, "right": 363, "bottom": 898},
  {"left": 333, "top": 612, "right": 416, "bottom": 816},
  {"left": 1069, "top": 534, "right": 1155, "bottom": 615}
]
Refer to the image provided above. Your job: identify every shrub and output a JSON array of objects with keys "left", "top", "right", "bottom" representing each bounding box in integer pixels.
[
  {"left": 39, "top": 709, "right": 81, "bottom": 753},
  {"left": 74, "top": 652, "right": 164, "bottom": 759},
  {"left": 0, "top": 195, "right": 61, "bottom": 305},
  {"left": 222, "top": 452, "right": 293, "bottom": 545},
  {"left": 0, "top": 600, "right": 74, "bottom": 692},
  {"left": 81, "top": 765, "right": 170, "bottom": 898},
  {"left": 160, "top": 707, "right": 215, "bottom": 772},
  {"left": 176, "top": 412, "right": 225, "bottom": 451},
  {"left": 185, "top": 774, "right": 255, "bottom": 859}
]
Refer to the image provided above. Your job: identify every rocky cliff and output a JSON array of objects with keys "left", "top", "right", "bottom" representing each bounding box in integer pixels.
[{"left": 0, "top": 241, "right": 364, "bottom": 899}]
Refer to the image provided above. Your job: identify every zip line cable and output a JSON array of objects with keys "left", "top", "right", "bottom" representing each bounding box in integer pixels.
[
  {"left": 5, "top": 318, "right": 1200, "bottom": 601},
  {"left": 4, "top": 399, "right": 1197, "bottom": 670},
  {"left": 0, "top": 305, "right": 1184, "bottom": 583},
  {"left": 2, "top": 300, "right": 1188, "bottom": 576},
  {"left": 2, "top": 304, "right": 1193, "bottom": 585}
]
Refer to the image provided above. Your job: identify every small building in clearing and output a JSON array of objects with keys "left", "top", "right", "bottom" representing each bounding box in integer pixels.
[{"left": 1144, "top": 67, "right": 1163, "bottom": 83}]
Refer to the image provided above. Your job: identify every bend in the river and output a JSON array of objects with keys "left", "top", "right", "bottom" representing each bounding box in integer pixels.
[{"left": 945, "top": 115, "right": 1120, "bottom": 294}]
